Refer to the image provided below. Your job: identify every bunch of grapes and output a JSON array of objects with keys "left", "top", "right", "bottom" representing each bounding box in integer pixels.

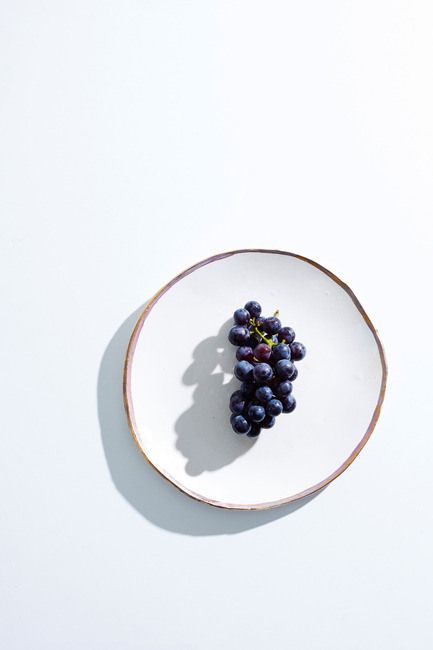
[{"left": 228, "top": 300, "right": 306, "bottom": 437}]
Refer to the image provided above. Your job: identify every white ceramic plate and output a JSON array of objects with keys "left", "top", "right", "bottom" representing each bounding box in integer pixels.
[{"left": 124, "top": 250, "right": 387, "bottom": 510}]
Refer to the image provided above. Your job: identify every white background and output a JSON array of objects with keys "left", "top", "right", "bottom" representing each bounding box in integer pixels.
[{"left": 1, "top": 2, "right": 432, "bottom": 649}]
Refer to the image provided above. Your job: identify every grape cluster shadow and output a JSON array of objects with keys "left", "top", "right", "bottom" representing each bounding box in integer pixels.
[{"left": 174, "top": 319, "right": 258, "bottom": 476}]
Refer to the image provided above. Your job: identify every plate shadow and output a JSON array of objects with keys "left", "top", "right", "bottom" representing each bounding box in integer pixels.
[{"left": 97, "top": 305, "right": 322, "bottom": 536}]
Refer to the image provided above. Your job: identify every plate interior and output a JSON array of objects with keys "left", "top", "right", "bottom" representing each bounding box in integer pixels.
[{"left": 125, "top": 251, "right": 385, "bottom": 508}]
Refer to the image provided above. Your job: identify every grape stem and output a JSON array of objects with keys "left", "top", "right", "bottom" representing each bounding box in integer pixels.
[{"left": 249, "top": 316, "right": 278, "bottom": 347}]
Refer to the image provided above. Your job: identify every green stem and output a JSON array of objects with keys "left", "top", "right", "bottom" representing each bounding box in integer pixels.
[
  {"left": 248, "top": 311, "right": 280, "bottom": 347},
  {"left": 250, "top": 323, "right": 275, "bottom": 347}
]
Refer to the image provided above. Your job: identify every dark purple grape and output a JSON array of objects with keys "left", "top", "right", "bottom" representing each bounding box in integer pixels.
[
  {"left": 229, "top": 390, "right": 245, "bottom": 415},
  {"left": 290, "top": 366, "right": 298, "bottom": 381},
  {"left": 247, "top": 423, "right": 262, "bottom": 437},
  {"left": 228, "top": 326, "right": 250, "bottom": 346},
  {"left": 234, "top": 360, "right": 254, "bottom": 381},
  {"left": 263, "top": 316, "right": 281, "bottom": 334},
  {"left": 281, "top": 394, "right": 296, "bottom": 413},
  {"left": 255, "top": 316, "right": 265, "bottom": 328},
  {"left": 272, "top": 343, "right": 290, "bottom": 361},
  {"left": 275, "top": 359, "right": 296, "bottom": 380},
  {"left": 266, "top": 398, "right": 283, "bottom": 416},
  {"left": 242, "top": 397, "right": 251, "bottom": 412},
  {"left": 268, "top": 377, "right": 279, "bottom": 393},
  {"left": 290, "top": 341, "right": 306, "bottom": 361},
  {"left": 236, "top": 346, "right": 254, "bottom": 362},
  {"left": 247, "top": 334, "right": 261, "bottom": 348},
  {"left": 233, "top": 308, "right": 250, "bottom": 325},
  {"left": 240, "top": 380, "right": 256, "bottom": 398},
  {"left": 253, "top": 363, "right": 273, "bottom": 382},
  {"left": 261, "top": 415, "right": 276, "bottom": 429},
  {"left": 245, "top": 301, "right": 262, "bottom": 318},
  {"left": 255, "top": 385, "right": 273, "bottom": 403},
  {"left": 278, "top": 327, "right": 295, "bottom": 344},
  {"left": 248, "top": 403, "right": 266, "bottom": 423},
  {"left": 275, "top": 380, "right": 293, "bottom": 397},
  {"left": 254, "top": 343, "right": 271, "bottom": 362},
  {"left": 230, "top": 414, "right": 251, "bottom": 434}
]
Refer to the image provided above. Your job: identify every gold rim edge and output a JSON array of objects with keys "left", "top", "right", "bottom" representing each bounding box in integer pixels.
[{"left": 123, "top": 248, "right": 388, "bottom": 511}]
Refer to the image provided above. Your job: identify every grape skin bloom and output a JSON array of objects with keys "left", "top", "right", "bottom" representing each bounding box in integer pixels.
[
  {"left": 228, "top": 326, "right": 250, "bottom": 346},
  {"left": 228, "top": 301, "right": 305, "bottom": 436},
  {"left": 275, "top": 359, "right": 296, "bottom": 380},
  {"left": 253, "top": 363, "right": 273, "bottom": 382},
  {"left": 245, "top": 301, "right": 262, "bottom": 318},
  {"left": 229, "top": 390, "right": 245, "bottom": 415},
  {"left": 254, "top": 343, "right": 271, "bottom": 362},
  {"left": 230, "top": 414, "right": 251, "bottom": 435},
  {"left": 255, "top": 385, "right": 274, "bottom": 403},
  {"left": 290, "top": 341, "right": 306, "bottom": 361},
  {"left": 236, "top": 346, "right": 254, "bottom": 362},
  {"left": 278, "top": 327, "right": 295, "bottom": 344},
  {"left": 234, "top": 360, "right": 254, "bottom": 381},
  {"left": 272, "top": 343, "right": 290, "bottom": 361},
  {"left": 266, "top": 398, "right": 283, "bottom": 417},
  {"left": 233, "top": 308, "right": 250, "bottom": 325},
  {"left": 263, "top": 316, "right": 281, "bottom": 334}
]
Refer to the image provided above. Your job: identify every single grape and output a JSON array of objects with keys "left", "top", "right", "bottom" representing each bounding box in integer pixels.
[
  {"left": 290, "top": 365, "right": 298, "bottom": 381},
  {"left": 281, "top": 394, "right": 296, "bottom": 413},
  {"left": 275, "top": 359, "right": 296, "bottom": 380},
  {"left": 272, "top": 343, "right": 291, "bottom": 361},
  {"left": 230, "top": 414, "right": 251, "bottom": 434},
  {"left": 274, "top": 380, "right": 293, "bottom": 397},
  {"left": 228, "top": 326, "right": 250, "bottom": 346},
  {"left": 255, "top": 315, "right": 265, "bottom": 328},
  {"left": 266, "top": 398, "right": 283, "bottom": 416},
  {"left": 290, "top": 341, "right": 306, "bottom": 361},
  {"left": 240, "top": 380, "right": 256, "bottom": 398},
  {"left": 245, "top": 301, "right": 262, "bottom": 318},
  {"left": 236, "top": 346, "right": 254, "bottom": 362},
  {"left": 229, "top": 390, "right": 245, "bottom": 414},
  {"left": 234, "top": 360, "right": 254, "bottom": 381},
  {"left": 255, "top": 385, "right": 274, "bottom": 403},
  {"left": 233, "top": 308, "right": 250, "bottom": 325},
  {"left": 254, "top": 343, "right": 271, "bottom": 362},
  {"left": 261, "top": 415, "right": 276, "bottom": 429},
  {"left": 278, "top": 326, "right": 295, "bottom": 344},
  {"left": 263, "top": 316, "right": 282, "bottom": 334},
  {"left": 253, "top": 363, "right": 273, "bottom": 382},
  {"left": 247, "top": 423, "right": 262, "bottom": 437},
  {"left": 248, "top": 403, "right": 266, "bottom": 423}
]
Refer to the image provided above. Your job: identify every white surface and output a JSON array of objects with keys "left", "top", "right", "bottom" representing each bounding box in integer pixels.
[
  {"left": 129, "top": 251, "right": 384, "bottom": 507},
  {"left": 0, "top": 1, "right": 432, "bottom": 648}
]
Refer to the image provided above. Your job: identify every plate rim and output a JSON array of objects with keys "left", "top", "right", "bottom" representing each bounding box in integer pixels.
[{"left": 123, "top": 248, "right": 388, "bottom": 510}]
